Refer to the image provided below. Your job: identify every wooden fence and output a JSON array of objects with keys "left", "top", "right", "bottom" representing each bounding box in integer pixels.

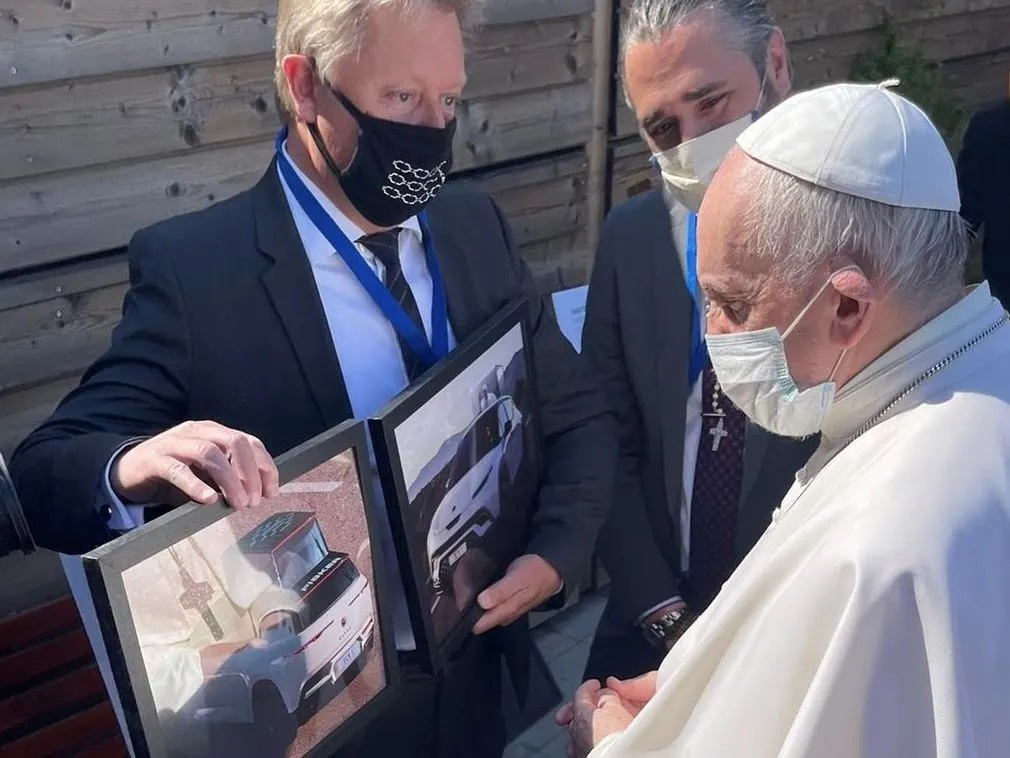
[{"left": 1, "top": 0, "right": 1008, "bottom": 460}]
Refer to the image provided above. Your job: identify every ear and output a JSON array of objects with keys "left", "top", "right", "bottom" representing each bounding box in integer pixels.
[
  {"left": 830, "top": 269, "right": 874, "bottom": 349},
  {"left": 765, "top": 28, "right": 792, "bottom": 99},
  {"left": 281, "top": 54, "right": 320, "bottom": 124}
]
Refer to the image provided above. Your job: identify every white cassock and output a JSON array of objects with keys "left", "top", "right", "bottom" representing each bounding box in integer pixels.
[{"left": 592, "top": 283, "right": 1010, "bottom": 758}]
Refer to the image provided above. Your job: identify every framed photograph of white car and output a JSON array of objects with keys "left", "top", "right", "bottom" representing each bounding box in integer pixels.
[
  {"left": 82, "top": 420, "right": 399, "bottom": 758},
  {"left": 371, "top": 298, "right": 542, "bottom": 671}
]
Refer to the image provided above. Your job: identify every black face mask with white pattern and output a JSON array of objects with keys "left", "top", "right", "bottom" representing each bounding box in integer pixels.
[{"left": 308, "top": 90, "right": 456, "bottom": 228}]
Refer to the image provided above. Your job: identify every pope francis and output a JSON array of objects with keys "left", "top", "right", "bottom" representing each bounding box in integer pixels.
[{"left": 559, "top": 81, "right": 1010, "bottom": 757}]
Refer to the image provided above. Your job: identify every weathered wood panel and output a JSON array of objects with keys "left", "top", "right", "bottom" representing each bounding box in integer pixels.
[
  {"left": 0, "top": 0, "right": 277, "bottom": 90},
  {"left": 1, "top": 139, "right": 275, "bottom": 275},
  {"left": 2, "top": 14, "right": 594, "bottom": 183},
  {"left": 610, "top": 138, "right": 656, "bottom": 206},
  {"left": 1, "top": 76, "right": 593, "bottom": 275},
  {"left": 614, "top": 0, "right": 1010, "bottom": 137}
]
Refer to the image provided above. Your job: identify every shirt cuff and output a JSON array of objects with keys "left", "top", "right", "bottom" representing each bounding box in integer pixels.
[
  {"left": 636, "top": 596, "right": 684, "bottom": 626},
  {"left": 589, "top": 731, "right": 624, "bottom": 758},
  {"left": 102, "top": 438, "right": 152, "bottom": 532}
]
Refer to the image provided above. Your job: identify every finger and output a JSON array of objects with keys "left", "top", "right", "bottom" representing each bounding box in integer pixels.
[
  {"left": 574, "top": 679, "right": 603, "bottom": 708},
  {"left": 248, "top": 435, "right": 280, "bottom": 498},
  {"left": 225, "top": 434, "right": 262, "bottom": 506},
  {"left": 170, "top": 438, "right": 249, "bottom": 509},
  {"left": 607, "top": 672, "right": 656, "bottom": 703},
  {"left": 555, "top": 703, "right": 574, "bottom": 726},
  {"left": 158, "top": 457, "right": 219, "bottom": 505},
  {"left": 472, "top": 590, "right": 527, "bottom": 634},
  {"left": 184, "top": 424, "right": 261, "bottom": 507},
  {"left": 477, "top": 572, "right": 523, "bottom": 611}
]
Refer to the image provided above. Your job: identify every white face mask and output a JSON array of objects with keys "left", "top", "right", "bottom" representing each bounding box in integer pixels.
[
  {"left": 653, "top": 74, "right": 768, "bottom": 213},
  {"left": 706, "top": 268, "right": 860, "bottom": 438}
]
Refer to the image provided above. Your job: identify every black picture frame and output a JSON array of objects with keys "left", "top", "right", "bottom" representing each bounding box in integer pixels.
[
  {"left": 82, "top": 420, "right": 400, "bottom": 758},
  {"left": 370, "top": 298, "right": 543, "bottom": 672}
]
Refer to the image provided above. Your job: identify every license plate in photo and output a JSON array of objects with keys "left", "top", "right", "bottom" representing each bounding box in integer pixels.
[
  {"left": 448, "top": 542, "right": 468, "bottom": 566},
  {"left": 332, "top": 640, "right": 363, "bottom": 681}
]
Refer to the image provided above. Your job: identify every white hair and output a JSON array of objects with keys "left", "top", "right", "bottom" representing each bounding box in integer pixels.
[
  {"left": 620, "top": 0, "right": 777, "bottom": 87},
  {"left": 274, "top": 0, "right": 482, "bottom": 117},
  {"left": 740, "top": 157, "right": 969, "bottom": 303}
]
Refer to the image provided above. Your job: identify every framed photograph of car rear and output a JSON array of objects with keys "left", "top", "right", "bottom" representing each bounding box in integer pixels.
[
  {"left": 81, "top": 420, "right": 399, "bottom": 758},
  {"left": 370, "top": 298, "right": 543, "bottom": 672}
]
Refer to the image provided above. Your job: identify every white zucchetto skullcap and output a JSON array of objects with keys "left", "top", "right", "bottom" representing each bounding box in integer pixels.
[{"left": 736, "top": 79, "right": 960, "bottom": 212}]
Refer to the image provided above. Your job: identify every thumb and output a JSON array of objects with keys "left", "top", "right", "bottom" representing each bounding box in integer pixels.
[
  {"left": 478, "top": 573, "right": 521, "bottom": 610},
  {"left": 606, "top": 672, "right": 656, "bottom": 703}
]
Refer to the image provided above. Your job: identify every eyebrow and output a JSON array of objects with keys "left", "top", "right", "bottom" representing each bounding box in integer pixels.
[{"left": 639, "top": 81, "right": 729, "bottom": 130}]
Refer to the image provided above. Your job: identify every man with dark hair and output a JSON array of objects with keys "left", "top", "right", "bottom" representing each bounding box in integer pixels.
[
  {"left": 582, "top": 0, "right": 814, "bottom": 682},
  {"left": 957, "top": 92, "right": 1010, "bottom": 308}
]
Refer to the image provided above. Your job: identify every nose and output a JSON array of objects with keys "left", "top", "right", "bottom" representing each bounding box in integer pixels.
[{"left": 418, "top": 100, "right": 450, "bottom": 129}]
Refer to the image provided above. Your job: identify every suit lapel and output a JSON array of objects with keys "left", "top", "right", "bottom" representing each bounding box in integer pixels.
[
  {"left": 650, "top": 194, "right": 692, "bottom": 520},
  {"left": 734, "top": 422, "right": 773, "bottom": 555},
  {"left": 254, "top": 160, "right": 353, "bottom": 428},
  {"left": 421, "top": 203, "right": 471, "bottom": 340}
]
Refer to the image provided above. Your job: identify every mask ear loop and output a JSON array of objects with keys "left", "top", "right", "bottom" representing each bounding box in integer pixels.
[{"left": 781, "top": 264, "right": 863, "bottom": 383}]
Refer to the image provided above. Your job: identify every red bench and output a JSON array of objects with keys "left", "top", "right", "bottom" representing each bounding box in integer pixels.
[{"left": 0, "top": 596, "right": 129, "bottom": 757}]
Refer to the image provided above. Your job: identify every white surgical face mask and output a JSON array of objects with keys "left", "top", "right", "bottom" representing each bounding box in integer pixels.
[
  {"left": 705, "top": 267, "right": 860, "bottom": 438},
  {"left": 653, "top": 72, "right": 768, "bottom": 213}
]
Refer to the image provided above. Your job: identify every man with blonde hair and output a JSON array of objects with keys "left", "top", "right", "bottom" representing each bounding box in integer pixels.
[
  {"left": 11, "top": 1, "right": 615, "bottom": 755},
  {"left": 561, "top": 81, "right": 1010, "bottom": 757}
]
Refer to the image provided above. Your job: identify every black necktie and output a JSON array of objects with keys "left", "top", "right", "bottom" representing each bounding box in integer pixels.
[
  {"left": 689, "top": 362, "right": 747, "bottom": 606},
  {"left": 357, "top": 229, "right": 427, "bottom": 381}
]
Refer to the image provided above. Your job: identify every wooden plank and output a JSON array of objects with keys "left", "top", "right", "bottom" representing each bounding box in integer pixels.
[
  {"left": 610, "top": 138, "right": 657, "bottom": 205},
  {"left": 2, "top": 14, "right": 594, "bottom": 183},
  {"left": 770, "top": 0, "right": 1010, "bottom": 43},
  {"left": 454, "top": 80, "right": 592, "bottom": 170},
  {"left": 75, "top": 733, "right": 130, "bottom": 758},
  {"left": 606, "top": 7, "right": 1010, "bottom": 138},
  {"left": 0, "top": 377, "right": 80, "bottom": 459},
  {"left": 0, "top": 0, "right": 277, "bottom": 90},
  {"left": 0, "top": 701, "right": 118, "bottom": 757},
  {"left": 0, "top": 255, "right": 127, "bottom": 312},
  {"left": 0, "top": 56, "right": 279, "bottom": 182},
  {"left": 2, "top": 76, "right": 591, "bottom": 273},
  {"left": 0, "top": 138, "right": 275, "bottom": 275},
  {"left": 0, "top": 279, "right": 128, "bottom": 396},
  {"left": 0, "top": 629, "right": 92, "bottom": 693},
  {"left": 464, "top": 14, "right": 593, "bottom": 100},
  {"left": 0, "top": 595, "right": 80, "bottom": 652},
  {"left": 0, "top": 664, "right": 104, "bottom": 736},
  {"left": 482, "top": 0, "right": 594, "bottom": 26}
]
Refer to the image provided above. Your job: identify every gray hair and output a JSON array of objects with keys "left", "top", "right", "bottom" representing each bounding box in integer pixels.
[
  {"left": 620, "top": 0, "right": 776, "bottom": 78},
  {"left": 274, "top": 0, "right": 483, "bottom": 117},
  {"left": 740, "top": 157, "right": 968, "bottom": 303}
]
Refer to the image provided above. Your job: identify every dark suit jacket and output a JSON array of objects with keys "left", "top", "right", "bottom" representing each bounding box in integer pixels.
[
  {"left": 584, "top": 189, "right": 815, "bottom": 630},
  {"left": 10, "top": 163, "right": 616, "bottom": 695},
  {"left": 958, "top": 101, "right": 1010, "bottom": 304}
]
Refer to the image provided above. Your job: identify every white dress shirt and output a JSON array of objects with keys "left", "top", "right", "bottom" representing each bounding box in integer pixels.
[{"left": 105, "top": 140, "right": 456, "bottom": 651}]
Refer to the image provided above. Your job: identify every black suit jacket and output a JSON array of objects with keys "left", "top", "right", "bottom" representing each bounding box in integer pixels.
[
  {"left": 12, "top": 161, "right": 615, "bottom": 590},
  {"left": 583, "top": 189, "right": 815, "bottom": 628},
  {"left": 958, "top": 101, "right": 1010, "bottom": 303}
]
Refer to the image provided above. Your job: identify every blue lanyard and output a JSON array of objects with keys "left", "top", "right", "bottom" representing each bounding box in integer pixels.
[
  {"left": 274, "top": 129, "right": 449, "bottom": 369},
  {"left": 684, "top": 212, "right": 707, "bottom": 386}
]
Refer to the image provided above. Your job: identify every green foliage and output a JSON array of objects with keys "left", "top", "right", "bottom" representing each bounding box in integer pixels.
[{"left": 849, "top": 16, "right": 967, "bottom": 149}]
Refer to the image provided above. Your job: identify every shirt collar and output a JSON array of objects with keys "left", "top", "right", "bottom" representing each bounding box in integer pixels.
[{"left": 278, "top": 138, "right": 422, "bottom": 253}]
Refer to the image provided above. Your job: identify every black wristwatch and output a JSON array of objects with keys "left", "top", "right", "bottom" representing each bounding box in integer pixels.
[{"left": 642, "top": 606, "right": 692, "bottom": 648}]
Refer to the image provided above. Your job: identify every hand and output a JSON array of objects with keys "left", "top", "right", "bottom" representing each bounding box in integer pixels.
[
  {"left": 111, "top": 420, "right": 279, "bottom": 508},
  {"left": 472, "top": 554, "right": 561, "bottom": 635},
  {"left": 555, "top": 680, "right": 635, "bottom": 758},
  {"left": 603, "top": 671, "right": 658, "bottom": 717}
]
